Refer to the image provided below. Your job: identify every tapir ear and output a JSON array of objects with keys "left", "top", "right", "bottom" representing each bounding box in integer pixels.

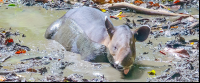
[
  {"left": 105, "top": 17, "right": 115, "bottom": 39},
  {"left": 133, "top": 25, "right": 150, "bottom": 42}
]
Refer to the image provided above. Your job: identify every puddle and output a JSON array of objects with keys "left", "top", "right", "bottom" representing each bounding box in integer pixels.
[{"left": 0, "top": 2, "right": 199, "bottom": 82}]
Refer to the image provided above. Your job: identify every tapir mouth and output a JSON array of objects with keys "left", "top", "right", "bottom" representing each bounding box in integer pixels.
[{"left": 123, "top": 68, "right": 130, "bottom": 75}]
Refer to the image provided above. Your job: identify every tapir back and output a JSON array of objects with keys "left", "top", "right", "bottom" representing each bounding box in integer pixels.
[{"left": 63, "top": 7, "right": 111, "bottom": 43}]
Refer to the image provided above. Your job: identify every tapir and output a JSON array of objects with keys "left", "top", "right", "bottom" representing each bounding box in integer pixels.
[{"left": 45, "top": 6, "right": 150, "bottom": 75}]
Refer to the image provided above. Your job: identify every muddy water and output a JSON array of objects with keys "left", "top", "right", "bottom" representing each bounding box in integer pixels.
[{"left": 0, "top": 4, "right": 199, "bottom": 82}]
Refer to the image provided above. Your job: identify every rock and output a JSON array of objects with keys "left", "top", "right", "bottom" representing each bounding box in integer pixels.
[
  {"left": 171, "top": 72, "right": 181, "bottom": 79},
  {"left": 188, "top": 63, "right": 194, "bottom": 70},
  {"left": 178, "top": 36, "right": 185, "bottom": 44}
]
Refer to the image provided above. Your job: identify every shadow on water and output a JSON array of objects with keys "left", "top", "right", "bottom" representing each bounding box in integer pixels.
[
  {"left": 90, "top": 53, "right": 151, "bottom": 80},
  {"left": 88, "top": 53, "right": 158, "bottom": 80},
  {"left": 88, "top": 54, "right": 110, "bottom": 63}
]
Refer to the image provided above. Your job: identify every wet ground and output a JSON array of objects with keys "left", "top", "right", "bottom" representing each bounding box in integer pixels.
[{"left": 0, "top": 2, "right": 199, "bottom": 82}]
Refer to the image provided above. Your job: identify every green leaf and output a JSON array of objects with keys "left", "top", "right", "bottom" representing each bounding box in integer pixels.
[
  {"left": 148, "top": 70, "right": 156, "bottom": 75},
  {"left": 8, "top": 4, "right": 16, "bottom": 6}
]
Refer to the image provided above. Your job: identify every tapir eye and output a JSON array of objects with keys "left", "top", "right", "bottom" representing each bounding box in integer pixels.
[{"left": 113, "top": 46, "right": 118, "bottom": 51}]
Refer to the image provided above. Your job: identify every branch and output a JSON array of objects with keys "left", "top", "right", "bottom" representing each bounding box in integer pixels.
[{"left": 107, "top": 2, "right": 190, "bottom": 16}]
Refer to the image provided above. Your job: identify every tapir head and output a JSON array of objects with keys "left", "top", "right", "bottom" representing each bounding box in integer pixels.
[{"left": 105, "top": 18, "right": 150, "bottom": 75}]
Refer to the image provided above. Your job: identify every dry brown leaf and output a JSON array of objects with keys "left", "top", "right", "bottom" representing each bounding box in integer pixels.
[
  {"left": 0, "top": 75, "right": 6, "bottom": 82},
  {"left": 26, "top": 68, "right": 37, "bottom": 72}
]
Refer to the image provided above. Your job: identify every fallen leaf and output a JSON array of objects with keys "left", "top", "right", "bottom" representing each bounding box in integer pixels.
[
  {"left": 153, "top": 3, "right": 160, "bottom": 7},
  {"left": 15, "top": 49, "right": 26, "bottom": 54},
  {"left": 114, "top": 11, "right": 123, "bottom": 17},
  {"left": 190, "top": 42, "right": 194, "bottom": 45},
  {"left": 174, "top": 0, "right": 180, "bottom": 4},
  {"left": 117, "top": 14, "right": 126, "bottom": 18},
  {"left": 15, "top": 50, "right": 22, "bottom": 54},
  {"left": 134, "top": 0, "right": 144, "bottom": 5},
  {"left": 148, "top": 1, "right": 153, "bottom": 5},
  {"left": 148, "top": 70, "right": 156, "bottom": 75},
  {"left": 21, "top": 49, "right": 26, "bottom": 53},
  {"left": 0, "top": 0, "right": 3, "bottom": 3},
  {"left": 2, "top": 31, "right": 5, "bottom": 33},
  {"left": 155, "top": 58, "right": 159, "bottom": 61},
  {"left": 160, "top": 30, "right": 164, "bottom": 33},
  {"left": 0, "top": 75, "right": 6, "bottom": 82},
  {"left": 119, "top": 17, "right": 122, "bottom": 20},
  {"left": 5, "top": 38, "right": 14, "bottom": 45},
  {"left": 101, "top": 9, "right": 106, "bottom": 12},
  {"left": 8, "top": 4, "right": 16, "bottom": 6},
  {"left": 175, "top": 49, "right": 190, "bottom": 57},
  {"left": 110, "top": 16, "right": 117, "bottom": 18},
  {"left": 159, "top": 51, "right": 166, "bottom": 55},
  {"left": 26, "top": 68, "right": 37, "bottom": 72},
  {"left": 171, "top": 26, "right": 178, "bottom": 28}
]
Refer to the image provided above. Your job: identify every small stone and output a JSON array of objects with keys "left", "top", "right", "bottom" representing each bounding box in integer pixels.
[
  {"left": 39, "top": 67, "right": 47, "bottom": 75},
  {"left": 82, "top": 79, "right": 89, "bottom": 82},
  {"left": 143, "top": 52, "right": 148, "bottom": 54},
  {"left": 22, "top": 34, "right": 26, "bottom": 37},
  {"left": 188, "top": 63, "right": 194, "bottom": 70}
]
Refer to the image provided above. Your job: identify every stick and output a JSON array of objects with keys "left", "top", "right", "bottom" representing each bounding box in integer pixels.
[
  {"left": 0, "top": 55, "right": 11, "bottom": 63},
  {"left": 108, "top": 2, "right": 190, "bottom": 16}
]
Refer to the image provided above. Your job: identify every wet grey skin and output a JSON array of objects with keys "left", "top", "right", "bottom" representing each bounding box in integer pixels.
[{"left": 45, "top": 6, "right": 150, "bottom": 75}]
